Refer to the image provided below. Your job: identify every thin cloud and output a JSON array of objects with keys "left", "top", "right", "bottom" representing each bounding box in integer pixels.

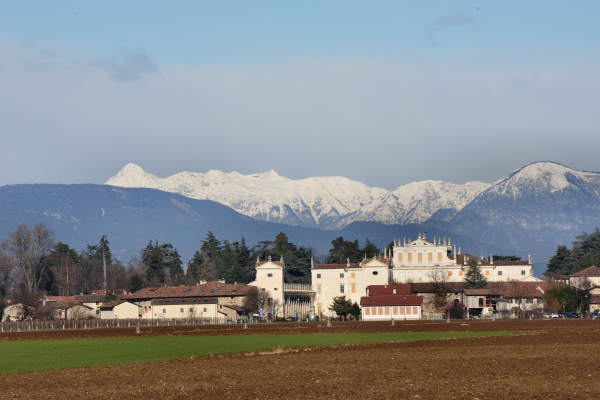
[
  {"left": 427, "top": 12, "right": 477, "bottom": 45},
  {"left": 94, "top": 47, "right": 160, "bottom": 82}
]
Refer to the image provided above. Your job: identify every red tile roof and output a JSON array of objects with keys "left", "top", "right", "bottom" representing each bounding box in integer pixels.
[
  {"left": 590, "top": 295, "right": 600, "bottom": 304},
  {"left": 360, "top": 295, "right": 423, "bottom": 307},
  {"left": 124, "top": 282, "right": 257, "bottom": 300},
  {"left": 367, "top": 284, "right": 411, "bottom": 296},
  {"left": 410, "top": 282, "right": 465, "bottom": 293}
]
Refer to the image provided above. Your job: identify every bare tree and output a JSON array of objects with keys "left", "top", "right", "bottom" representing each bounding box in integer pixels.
[{"left": 6, "top": 224, "right": 54, "bottom": 296}]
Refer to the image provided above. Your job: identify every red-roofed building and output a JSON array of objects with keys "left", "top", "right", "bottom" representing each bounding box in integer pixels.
[
  {"left": 360, "top": 294, "right": 423, "bottom": 320},
  {"left": 122, "top": 281, "right": 257, "bottom": 321}
]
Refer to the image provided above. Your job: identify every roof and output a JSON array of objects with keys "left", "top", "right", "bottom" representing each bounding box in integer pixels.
[
  {"left": 313, "top": 263, "right": 359, "bottom": 270},
  {"left": 462, "top": 282, "right": 556, "bottom": 298},
  {"left": 100, "top": 300, "right": 136, "bottom": 310},
  {"left": 454, "top": 254, "right": 530, "bottom": 266},
  {"left": 150, "top": 297, "right": 218, "bottom": 305},
  {"left": 571, "top": 266, "right": 600, "bottom": 278},
  {"left": 360, "top": 295, "right": 423, "bottom": 307},
  {"left": 489, "top": 281, "right": 555, "bottom": 298},
  {"left": 124, "top": 282, "right": 257, "bottom": 300},
  {"left": 367, "top": 284, "right": 411, "bottom": 296},
  {"left": 410, "top": 282, "right": 465, "bottom": 294},
  {"left": 74, "top": 294, "right": 105, "bottom": 303},
  {"left": 464, "top": 288, "right": 497, "bottom": 296},
  {"left": 43, "top": 296, "right": 75, "bottom": 303}
]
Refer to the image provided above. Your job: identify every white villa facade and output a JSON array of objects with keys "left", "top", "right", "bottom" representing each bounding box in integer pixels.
[
  {"left": 391, "top": 233, "right": 538, "bottom": 283},
  {"left": 251, "top": 233, "right": 538, "bottom": 318}
]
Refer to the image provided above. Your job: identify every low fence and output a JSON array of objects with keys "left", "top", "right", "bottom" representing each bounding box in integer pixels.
[{"left": 0, "top": 317, "right": 252, "bottom": 334}]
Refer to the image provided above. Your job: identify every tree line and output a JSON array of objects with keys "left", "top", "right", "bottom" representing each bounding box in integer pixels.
[{"left": 0, "top": 222, "right": 384, "bottom": 309}]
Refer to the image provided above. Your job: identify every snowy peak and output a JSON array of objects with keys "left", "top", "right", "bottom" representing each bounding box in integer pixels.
[
  {"left": 105, "top": 165, "right": 388, "bottom": 228},
  {"left": 339, "top": 179, "right": 490, "bottom": 226},
  {"left": 105, "top": 163, "right": 493, "bottom": 228},
  {"left": 106, "top": 163, "right": 160, "bottom": 188},
  {"left": 488, "top": 161, "right": 600, "bottom": 197}
]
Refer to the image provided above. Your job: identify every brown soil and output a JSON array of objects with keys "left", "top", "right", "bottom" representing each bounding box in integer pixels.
[{"left": 2, "top": 319, "right": 600, "bottom": 399}]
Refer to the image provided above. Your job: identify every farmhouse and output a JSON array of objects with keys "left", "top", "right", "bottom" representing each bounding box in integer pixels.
[
  {"left": 122, "top": 281, "right": 257, "bottom": 321},
  {"left": 463, "top": 282, "right": 553, "bottom": 317}
]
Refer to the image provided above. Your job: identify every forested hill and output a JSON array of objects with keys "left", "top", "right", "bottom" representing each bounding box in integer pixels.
[{"left": 0, "top": 184, "right": 334, "bottom": 262}]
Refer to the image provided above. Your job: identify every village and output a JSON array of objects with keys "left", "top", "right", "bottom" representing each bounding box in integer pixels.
[{"left": 2, "top": 233, "right": 598, "bottom": 326}]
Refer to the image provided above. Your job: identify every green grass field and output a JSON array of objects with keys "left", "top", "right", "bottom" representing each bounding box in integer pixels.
[{"left": 0, "top": 331, "right": 507, "bottom": 374}]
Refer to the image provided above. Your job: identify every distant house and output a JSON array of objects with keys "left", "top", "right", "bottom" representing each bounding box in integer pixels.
[
  {"left": 569, "top": 266, "right": 600, "bottom": 288},
  {"left": 42, "top": 294, "right": 105, "bottom": 319},
  {"left": 100, "top": 300, "right": 140, "bottom": 320},
  {"left": 463, "top": 282, "right": 553, "bottom": 317},
  {"left": 122, "top": 281, "right": 257, "bottom": 321}
]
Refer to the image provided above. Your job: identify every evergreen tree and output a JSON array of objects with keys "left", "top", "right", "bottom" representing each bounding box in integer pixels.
[
  {"left": 546, "top": 245, "right": 573, "bottom": 276},
  {"left": 361, "top": 239, "right": 379, "bottom": 259},
  {"left": 143, "top": 241, "right": 166, "bottom": 285},
  {"left": 327, "top": 237, "right": 361, "bottom": 264},
  {"left": 464, "top": 259, "right": 487, "bottom": 289}
]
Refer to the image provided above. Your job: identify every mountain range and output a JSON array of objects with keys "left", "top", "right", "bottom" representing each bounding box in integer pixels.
[
  {"left": 106, "top": 163, "right": 489, "bottom": 228},
  {"left": 1, "top": 161, "right": 599, "bottom": 275}
]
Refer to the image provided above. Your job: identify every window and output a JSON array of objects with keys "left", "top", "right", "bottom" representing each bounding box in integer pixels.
[
  {"left": 351, "top": 272, "right": 356, "bottom": 278},
  {"left": 180, "top": 308, "right": 184, "bottom": 313},
  {"left": 351, "top": 283, "right": 356, "bottom": 293},
  {"left": 437, "top": 253, "right": 443, "bottom": 262},
  {"left": 378, "top": 307, "right": 383, "bottom": 315},
  {"left": 407, "top": 253, "right": 412, "bottom": 262},
  {"left": 418, "top": 253, "right": 423, "bottom": 263},
  {"left": 96, "top": 310, "right": 99, "bottom": 315},
  {"left": 398, "top": 254, "right": 403, "bottom": 262},
  {"left": 459, "top": 271, "right": 463, "bottom": 277},
  {"left": 317, "top": 284, "right": 321, "bottom": 293},
  {"left": 267, "top": 273, "right": 273, "bottom": 277},
  {"left": 189, "top": 308, "right": 193, "bottom": 312},
  {"left": 203, "top": 307, "right": 207, "bottom": 312},
  {"left": 340, "top": 284, "right": 345, "bottom": 293},
  {"left": 428, "top": 253, "right": 433, "bottom": 262},
  {"left": 372, "top": 271, "right": 378, "bottom": 275},
  {"left": 365, "top": 307, "right": 370, "bottom": 315},
  {"left": 162, "top": 308, "right": 166, "bottom": 313},
  {"left": 485, "top": 271, "right": 490, "bottom": 276},
  {"left": 274, "top": 287, "right": 278, "bottom": 291},
  {"left": 521, "top": 270, "right": 526, "bottom": 275},
  {"left": 316, "top": 274, "right": 321, "bottom": 279},
  {"left": 498, "top": 270, "right": 503, "bottom": 276},
  {"left": 340, "top": 273, "right": 344, "bottom": 278},
  {"left": 384, "top": 307, "right": 390, "bottom": 315},
  {"left": 413, "top": 307, "right": 419, "bottom": 315},
  {"left": 447, "top": 271, "right": 453, "bottom": 277},
  {"left": 478, "top": 298, "right": 484, "bottom": 307}
]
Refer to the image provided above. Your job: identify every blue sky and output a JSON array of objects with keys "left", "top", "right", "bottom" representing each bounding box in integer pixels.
[{"left": 1, "top": 1, "right": 600, "bottom": 188}]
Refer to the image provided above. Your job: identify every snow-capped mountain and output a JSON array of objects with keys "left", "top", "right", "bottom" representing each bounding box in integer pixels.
[
  {"left": 449, "top": 161, "right": 600, "bottom": 265},
  {"left": 106, "top": 164, "right": 491, "bottom": 228},
  {"left": 339, "top": 180, "right": 490, "bottom": 226},
  {"left": 106, "top": 163, "right": 389, "bottom": 228}
]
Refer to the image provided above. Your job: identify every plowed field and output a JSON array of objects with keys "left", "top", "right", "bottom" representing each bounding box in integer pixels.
[{"left": 1, "top": 319, "right": 599, "bottom": 399}]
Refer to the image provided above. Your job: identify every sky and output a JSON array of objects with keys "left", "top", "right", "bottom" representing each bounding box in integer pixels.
[{"left": 1, "top": 1, "right": 600, "bottom": 189}]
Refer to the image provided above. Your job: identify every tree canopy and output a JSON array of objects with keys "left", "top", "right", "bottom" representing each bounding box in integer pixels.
[{"left": 546, "top": 229, "right": 600, "bottom": 276}]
